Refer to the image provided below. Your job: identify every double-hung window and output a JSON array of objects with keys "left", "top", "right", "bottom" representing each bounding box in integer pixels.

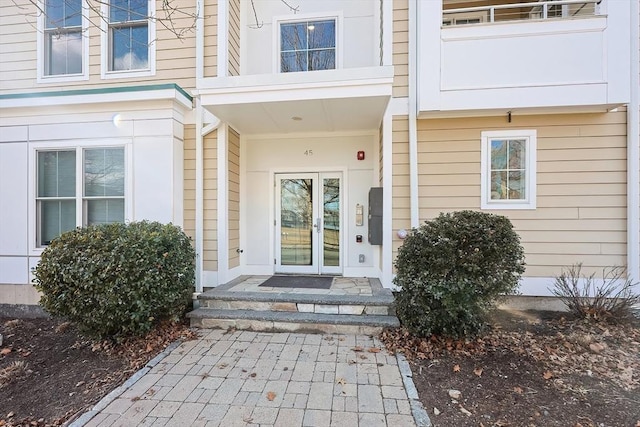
[
  {"left": 480, "top": 130, "right": 537, "bottom": 210},
  {"left": 36, "top": 147, "right": 125, "bottom": 247},
  {"left": 280, "top": 19, "right": 336, "bottom": 72},
  {"left": 106, "top": 0, "right": 151, "bottom": 72},
  {"left": 41, "top": 0, "right": 85, "bottom": 78}
]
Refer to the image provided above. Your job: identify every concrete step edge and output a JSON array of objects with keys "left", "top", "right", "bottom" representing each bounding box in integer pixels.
[
  {"left": 196, "top": 290, "right": 395, "bottom": 306},
  {"left": 187, "top": 308, "right": 400, "bottom": 328}
]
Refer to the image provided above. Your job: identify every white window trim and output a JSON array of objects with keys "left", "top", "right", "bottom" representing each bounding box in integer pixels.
[
  {"left": 36, "top": 0, "right": 90, "bottom": 83},
  {"left": 480, "top": 129, "right": 537, "bottom": 210},
  {"left": 272, "top": 11, "right": 343, "bottom": 74},
  {"left": 28, "top": 140, "right": 133, "bottom": 254},
  {"left": 100, "top": 0, "right": 156, "bottom": 80}
]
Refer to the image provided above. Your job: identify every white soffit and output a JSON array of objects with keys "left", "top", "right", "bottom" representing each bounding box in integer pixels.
[
  {"left": 199, "top": 67, "right": 393, "bottom": 134},
  {"left": 206, "top": 96, "right": 390, "bottom": 134}
]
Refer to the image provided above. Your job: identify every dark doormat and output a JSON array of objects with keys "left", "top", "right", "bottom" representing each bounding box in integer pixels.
[{"left": 259, "top": 275, "right": 333, "bottom": 289}]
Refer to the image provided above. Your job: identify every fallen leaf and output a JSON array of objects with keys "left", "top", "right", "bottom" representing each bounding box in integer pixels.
[
  {"left": 348, "top": 359, "right": 356, "bottom": 365},
  {"left": 337, "top": 377, "right": 346, "bottom": 385},
  {"left": 1, "top": 348, "right": 11, "bottom": 356},
  {"left": 589, "top": 342, "right": 606, "bottom": 353},
  {"left": 368, "top": 347, "right": 381, "bottom": 353},
  {"left": 448, "top": 389, "right": 462, "bottom": 400},
  {"left": 266, "top": 391, "right": 276, "bottom": 401},
  {"left": 352, "top": 346, "right": 364, "bottom": 352},
  {"left": 75, "top": 381, "right": 85, "bottom": 387},
  {"left": 433, "top": 407, "right": 441, "bottom": 416},
  {"left": 474, "top": 367, "right": 483, "bottom": 377},
  {"left": 359, "top": 354, "right": 368, "bottom": 360},
  {"left": 513, "top": 386, "right": 523, "bottom": 394},
  {"left": 543, "top": 371, "right": 553, "bottom": 380},
  {"left": 459, "top": 405, "right": 472, "bottom": 416},
  {"left": 130, "top": 396, "right": 140, "bottom": 402},
  {"left": 249, "top": 372, "right": 257, "bottom": 378},
  {"left": 453, "top": 364, "right": 461, "bottom": 372}
]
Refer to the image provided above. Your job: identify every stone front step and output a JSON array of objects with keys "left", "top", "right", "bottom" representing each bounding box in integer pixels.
[
  {"left": 198, "top": 291, "right": 395, "bottom": 316},
  {"left": 187, "top": 308, "right": 399, "bottom": 335}
]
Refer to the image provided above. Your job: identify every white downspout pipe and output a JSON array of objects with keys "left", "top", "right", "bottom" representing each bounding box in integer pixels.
[
  {"left": 628, "top": 0, "right": 639, "bottom": 284},
  {"left": 408, "top": 0, "right": 419, "bottom": 228},
  {"left": 381, "top": 0, "right": 394, "bottom": 287}
]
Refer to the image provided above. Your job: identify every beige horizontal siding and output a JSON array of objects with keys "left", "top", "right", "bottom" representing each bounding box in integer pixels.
[
  {"left": 392, "top": 116, "right": 410, "bottom": 258},
  {"left": 204, "top": 0, "right": 218, "bottom": 78},
  {"left": 392, "top": 0, "right": 408, "bottom": 98},
  {"left": 228, "top": 127, "right": 240, "bottom": 269},
  {"left": 183, "top": 125, "right": 196, "bottom": 240},
  {"left": 228, "top": 0, "right": 240, "bottom": 77},
  {"left": 1, "top": 0, "right": 203, "bottom": 94},
  {"left": 414, "top": 111, "right": 628, "bottom": 278},
  {"left": 203, "top": 132, "right": 218, "bottom": 272}
]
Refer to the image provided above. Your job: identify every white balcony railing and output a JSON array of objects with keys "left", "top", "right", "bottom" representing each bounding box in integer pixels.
[{"left": 443, "top": 0, "right": 598, "bottom": 26}]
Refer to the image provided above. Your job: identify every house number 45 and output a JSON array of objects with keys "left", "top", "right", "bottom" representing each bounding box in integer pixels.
[{"left": 304, "top": 150, "right": 314, "bottom": 156}]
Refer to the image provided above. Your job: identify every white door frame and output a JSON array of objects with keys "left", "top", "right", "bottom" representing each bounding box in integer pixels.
[{"left": 274, "top": 172, "right": 343, "bottom": 275}]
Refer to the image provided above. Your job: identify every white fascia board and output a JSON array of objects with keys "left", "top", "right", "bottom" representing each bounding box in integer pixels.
[
  {"left": 198, "top": 68, "right": 394, "bottom": 106},
  {"left": 1, "top": 88, "right": 193, "bottom": 110},
  {"left": 200, "top": 82, "right": 392, "bottom": 107},
  {"left": 198, "top": 66, "right": 395, "bottom": 90},
  {"left": 417, "top": 103, "right": 621, "bottom": 120},
  {"left": 437, "top": 83, "right": 609, "bottom": 112}
]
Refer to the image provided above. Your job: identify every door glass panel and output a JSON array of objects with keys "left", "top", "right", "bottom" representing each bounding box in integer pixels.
[
  {"left": 323, "top": 178, "right": 340, "bottom": 267},
  {"left": 280, "top": 179, "right": 313, "bottom": 265}
]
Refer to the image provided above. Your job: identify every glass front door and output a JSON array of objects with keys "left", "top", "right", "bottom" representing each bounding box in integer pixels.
[{"left": 275, "top": 173, "right": 341, "bottom": 274}]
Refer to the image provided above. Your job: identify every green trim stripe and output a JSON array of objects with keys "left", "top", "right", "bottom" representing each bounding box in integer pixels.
[{"left": 0, "top": 83, "right": 193, "bottom": 102}]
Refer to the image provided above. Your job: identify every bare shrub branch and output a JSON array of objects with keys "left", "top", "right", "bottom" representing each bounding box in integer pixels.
[{"left": 551, "top": 263, "right": 640, "bottom": 323}]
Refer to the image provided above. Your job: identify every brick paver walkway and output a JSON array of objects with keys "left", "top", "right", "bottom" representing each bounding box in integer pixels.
[{"left": 84, "top": 330, "right": 417, "bottom": 427}]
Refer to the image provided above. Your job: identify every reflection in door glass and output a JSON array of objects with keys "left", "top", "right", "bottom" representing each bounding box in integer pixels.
[
  {"left": 323, "top": 178, "right": 340, "bottom": 267},
  {"left": 281, "top": 179, "right": 313, "bottom": 265}
]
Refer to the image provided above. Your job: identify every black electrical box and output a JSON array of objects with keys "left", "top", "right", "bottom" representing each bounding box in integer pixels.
[{"left": 368, "top": 187, "right": 383, "bottom": 245}]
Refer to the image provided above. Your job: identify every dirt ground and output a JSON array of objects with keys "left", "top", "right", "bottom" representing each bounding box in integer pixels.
[
  {"left": 1, "top": 311, "right": 639, "bottom": 427},
  {"left": 0, "top": 317, "right": 195, "bottom": 426},
  {"left": 382, "top": 310, "right": 640, "bottom": 427}
]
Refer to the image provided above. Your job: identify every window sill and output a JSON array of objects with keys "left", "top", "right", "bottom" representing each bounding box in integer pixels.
[
  {"left": 481, "top": 202, "right": 536, "bottom": 210},
  {"left": 37, "top": 73, "right": 89, "bottom": 84},
  {"left": 102, "top": 69, "right": 155, "bottom": 80}
]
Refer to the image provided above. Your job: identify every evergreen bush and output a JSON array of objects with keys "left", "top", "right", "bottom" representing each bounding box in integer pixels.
[
  {"left": 33, "top": 221, "right": 195, "bottom": 339},
  {"left": 394, "top": 210, "right": 525, "bottom": 338}
]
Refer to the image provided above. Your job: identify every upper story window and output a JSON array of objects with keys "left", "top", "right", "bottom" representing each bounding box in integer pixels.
[
  {"left": 36, "top": 147, "right": 125, "bottom": 247},
  {"left": 280, "top": 19, "right": 336, "bottom": 72},
  {"left": 102, "top": 0, "right": 155, "bottom": 78},
  {"left": 480, "top": 130, "right": 536, "bottom": 210},
  {"left": 38, "top": 0, "right": 88, "bottom": 82},
  {"left": 108, "top": 0, "right": 149, "bottom": 71}
]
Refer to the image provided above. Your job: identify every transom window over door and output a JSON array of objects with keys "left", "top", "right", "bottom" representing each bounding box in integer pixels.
[
  {"left": 108, "top": 0, "right": 149, "bottom": 71},
  {"left": 43, "top": 0, "right": 83, "bottom": 76},
  {"left": 36, "top": 147, "right": 125, "bottom": 247},
  {"left": 481, "top": 130, "right": 537, "bottom": 210},
  {"left": 280, "top": 19, "right": 336, "bottom": 72}
]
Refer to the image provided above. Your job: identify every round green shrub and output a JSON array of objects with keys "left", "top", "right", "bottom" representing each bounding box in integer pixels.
[
  {"left": 33, "top": 221, "right": 195, "bottom": 339},
  {"left": 394, "top": 210, "right": 525, "bottom": 338}
]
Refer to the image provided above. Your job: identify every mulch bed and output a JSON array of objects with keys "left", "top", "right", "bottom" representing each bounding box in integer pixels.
[
  {"left": 0, "top": 317, "right": 196, "bottom": 427},
  {"left": 381, "top": 310, "right": 640, "bottom": 427},
  {"left": 2, "top": 310, "right": 639, "bottom": 427}
]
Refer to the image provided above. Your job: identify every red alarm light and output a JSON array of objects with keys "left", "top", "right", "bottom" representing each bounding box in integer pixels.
[{"left": 357, "top": 151, "right": 365, "bottom": 160}]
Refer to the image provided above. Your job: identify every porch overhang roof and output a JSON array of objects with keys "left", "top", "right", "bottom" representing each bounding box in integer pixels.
[{"left": 197, "top": 66, "right": 394, "bottom": 134}]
